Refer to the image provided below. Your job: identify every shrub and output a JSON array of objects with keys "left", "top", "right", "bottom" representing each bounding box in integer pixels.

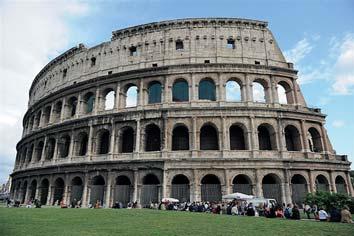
[{"left": 305, "top": 191, "right": 353, "bottom": 212}]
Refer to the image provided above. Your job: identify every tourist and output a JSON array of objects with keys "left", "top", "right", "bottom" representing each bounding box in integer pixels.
[
  {"left": 284, "top": 204, "right": 292, "bottom": 219},
  {"left": 291, "top": 205, "right": 300, "bottom": 220},
  {"left": 246, "top": 203, "right": 255, "bottom": 216},
  {"left": 329, "top": 207, "right": 341, "bottom": 222},
  {"left": 94, "top": 200, "right": 101, "bottom": 208},
  {"left": 275, "top": 206, "right": 284, "bottom": 218},
  {"left": 340, "top": 206, "right": 353, "bottom": 223},
  {"left": 231, "top": 204, "right": 239, "bottom": 215},
  {"left": 318, "top": 208, "right": 328, "bottom": 222},
  {"left": 304, "top": 204, "right": 311, "bottom": 219}
]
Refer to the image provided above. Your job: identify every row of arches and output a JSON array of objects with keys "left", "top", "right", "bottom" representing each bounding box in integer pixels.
[
  {"left": 13, "top": 173, "right": 348, "bottom": 207},
  {"left": 17, "top": 122, "right": 325, "bottom": 167},
  {"left": 25, "top": 77, "right": 296, "bottom": 134}
]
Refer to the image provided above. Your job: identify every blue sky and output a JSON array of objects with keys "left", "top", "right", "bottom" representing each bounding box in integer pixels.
[{"left": 1, "top": 0, "right": 353, "bottom": 183}]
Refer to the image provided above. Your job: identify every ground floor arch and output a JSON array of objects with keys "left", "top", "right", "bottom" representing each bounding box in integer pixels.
[
  {"left": 291, "top": 174, "right": 308, "bottom": 206},
  {"left": 201, "top": 174, "right": 222, "bottom": 202},
  {"left": 335, "top": 176, "right": 347, "bottom": 194},
  {"left": 114, "top": 175, "right": 132, "bottom": 206},
  {"left": 29, "top": 180, "right": 37, "bottom": 201},
  {"left": 262, "top": 174, "right": 282, "bottom": 203},
  {"left": 141, "top": 173, "right": 160, "bottom": 206},
  {"left": 232, "top": 174, "right": 252, "bottom": 195},
  {"left": 40, "top": 179, "right": 49, "bottom": 205},
  {"left": 315, "top": 175, "right": 329, "bottom": 192},
  {"left": 71, "top": 177, "right": 83, "bottom": 203},
  {"left": 53, "top": 178, "right": 65, "bottom": 205},
  {"left": 171, "top": 174, "right": 190, "bottom": 202},
  {"left": 90, "top": 175, "right": 105, "bottom": 205}
]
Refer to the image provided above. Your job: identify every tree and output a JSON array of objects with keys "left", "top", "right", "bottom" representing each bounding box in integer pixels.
[{"left": 305, "top": 191, "right": 353, "bottom": 212}]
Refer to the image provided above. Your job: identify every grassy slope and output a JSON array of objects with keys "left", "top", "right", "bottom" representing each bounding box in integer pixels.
[{"left": 0, "top": 208, "right": 353, "bottom": 236}]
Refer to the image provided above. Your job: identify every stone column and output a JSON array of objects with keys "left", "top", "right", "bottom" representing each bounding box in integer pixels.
[
  {"left": 94, "top": 87, "right": 100, "bottom": 115},
  {"left": 81, "top": 173, "right": 89, "bottom": 207},
  {"left": 277, "top": 118, "right": 286, "bottom": 153},
  {"left": 46, "top": 177, "right": 53, "bottom": 205},
  {"left": 191, "top": 73, "right": 196, "bottom": 101},
  {"left": 132, "top": 170, "right": 139, "bottom": 202},
  {"left": 271, "top": 79, "right": 279, "bottom": 104},
  {"left": 224, "top": 169, "right": 231, "bottom": 195},
  {"left": 222, "top": 117, "right": 228, "bottom": 151},
  {"left": 48, "top": 102, "right": 55, "bottom": 124},
  {"left": 291, "top": 79, "right": 299, "bottom": 105},
  {"left": 135, "top": 119, "right": 141, "bottom": 153},
  {"left": 346, "top": 172, "right": 354, "bottom": 196},
  {"left": 192, "top": 169, "right": 200, "bottom": 202},
  {"left": 52, "top": 137, "right": 59, "bottom": 162},
  {"left": 163, "top": 76, "right": 169, "bottom": 104},
  {"left": 24, "top": 182, "right": 31, "bottom": 203},
  {"left": 162, "top": 116, "right": 168, "bottom": 152},
  {"left": 320, "top": 123, "right": 329, "bottom": 154},
  {"left": 283, "top": 169, "right": 292, "bottom": 204},
  {"left": 192, "top": 117, "right": 197, "bottom": 151},
  {"left": 109, "top": 121, "right": 116, "bottom": 156},
  {"left": 35, "top": 184, "right": 40, "bottom": 200},
  {"left": 63, "top": 175, "right": 70, "bottom": 205},
  {"left": 329, "top": 171, "right": 337, "bottom": 193},
  {"left": 300, "top": 120, "right": 309, "bottom": 152},
  {"left": 162, "top": 169, "right": 168, "bottom": 198},
  {"left": 87, "top": 123, "right": 93, "bottom": 160},
  {"left": 60, "top": 97, "right": 66, "bottom": 122},
  {"left": 138, "top": 79, "right": 144, "bottom": 107},
  {"left": 69, "top": 130, "right": 75, "bottom": 160},
  {"left": 40, "top": 136, "right": 48, "bottom": 163},
  {"left": 308, "top": 170, "right": 315, "bottom": 193},
  {"left": 254, "top": 169, "right": 262, "bottom": 197},
  {"left": 75, "top": 92, "right": 82, "bottom": 118},
  {"left": 105, "top": 172, "right": 113, "bottom": 208},
  {"left": 245, "top": 73, "right": 252, "bottom": 103},
  {"left": 115, "top": 83, "right": 120, "bottom": 110},
  {"left": 249, "top": 116, "right": 258, "bottom": 151}
]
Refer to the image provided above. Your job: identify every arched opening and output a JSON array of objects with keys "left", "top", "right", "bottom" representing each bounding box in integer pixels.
[
  {"left": 53, "top": 178, "right": 65, "bottom": 205},
  {"left": 120, "top": 127, "right": 135, "bottom": 153},
  {"left": 175, "top": 39, "right": 184, "bottom": 50},
  {"left": 36, "top": 141, "right": 44, "bottom": 161},
  {"left": 125, "top": 85, "right": 138, "bottom": 107},
  {"left": 114, "top": 176, "right": 132, "bottom": 206},
  {"left": 67, "top": 97, "right": 78, "bottom": 117},
  {"left": 308, "top": 128, "right": 323, "bottom": 152},
  {"left": 40, "top": 179, "right": 49, "bottom": 205},
  {"left": 278, "top": 81, "right": 293, "bottom": 104},
  {"left": 15, "top": 182, "right": 21, "bottom": 201},
  {"left": 104, "top": 89, "right": 115, "bottom": 110},
  {"left": 229, "top": 125, "right": 246, "bottom": 150},
  {"left": 59, "top": 135, "right": 71, "bottom": 158},
  {"left": 252, "top": 81, "right": 266, "bottom": 102},
  {"left": 291, "top": 174, "right": 308, "bottom": 206},
  {"left": 97, "top": 129, "right": 110, "bottom": 154},
  {"left": 199, "top": 79, "right": 216, "bottom": 101},
  {"left": 262, "top": 174, "right": 282, "bottom": 203},
  {"left": 232, "top": 175, "right": 252, "bottom": 195},
  {"left": 71, "top": 177, "right": 83, "bottom": 203},
  {"left": 83, "top": 92, "right": 95, "bottom": 114},
  {"left": 335, "top": 176, "right": 347, "bottom": 194},
  {"left": 141, "top": 174, "right": 160, "bottom": 206},
  {"left": 226, "top": 80, "right": 241, "bottom": 101},
  {"left": 285, "top": 125, "right": 302, "bottom": 151},
  {"left": 29, "top": 180, "right": 37, "bottom": 201},
  {"left": 45, "top": 138, "right": 56, "bottom": 160},
  {"left": 43, "top": 106, "right": 51, "bottom": 125},
  {"left": 258, "top": 124, "right": 277, "bottom": 150},
  {"left": 145, "top": 124, "right": 161, "bottom": 152},
  {"left": 77, "top": 132, "right": 88, "bottom": 156},
  {"left": 315, "top": 175, "right": 329, "bottom": 192},
  {"left": 90, "top": 175, "right": 105, "bottom": 205},
  {"left": 21, "top": 181, "right": 28, "bottom": 204},
  {"left": 53, "top": 101, "right": 62, "bottom": 122},
  {"left": 34, "top": 111, "right": 41, "bottom": 128},
  {"left": 201, "top": 174, "right": 222, "bottom": 202},
  {"left": 171, "top": 174, "right": 190, "bottom": 202},
  {"left": 172, "top": 79, "right": 189, "bottom": 102},
  {"left": 172, "top": 126, "right": 189, "bottom": 151},
  {"left": 27, "top": 144, "right": 34, "bottom": 164},
  {"left": 148, "top": 81, "right": 162, "bottom": 104},
  {"left": 200, "top": 124, "right": 219, "bottom": 150}
]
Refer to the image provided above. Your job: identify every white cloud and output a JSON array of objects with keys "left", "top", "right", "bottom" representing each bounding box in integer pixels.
[
  {"left": 332, "top": 120, "right": 345, "bottom": 128},
  {"left": 284, "top": 38, "right": 313, "bottom": 65},
  {"left": 0, "top": 0, "right": 91, "bottom": 183}
]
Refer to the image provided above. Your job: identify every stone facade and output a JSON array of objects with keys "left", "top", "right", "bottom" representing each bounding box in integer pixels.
[{"left": 10, "top": 18, "right": 353, "bottom": 207}]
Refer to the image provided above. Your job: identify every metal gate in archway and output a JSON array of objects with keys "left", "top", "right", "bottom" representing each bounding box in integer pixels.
[
  {"left": 141, "top": 185, "right": 159, "bottom": 206},
  {"left": 291, "top": 184, "right": 307, "bottom": 206},
  {"left": 171, "top": 184, "right": 190, "bottom": 202},
  {"left": 233, "top": 184, "right": 252, "bottom": 195},
  {"left": 90, "top": 185, "right": 105, "bottom": 205},
  {"left": 201, "top": 184, "right": 222, "bottom": 202},
  {"left": 114, "top": 185, "right": 131, "bottom": 206},
  {"left": 53, "top": 187, "right": 64, "bottom": 204},
  {"left": 40, "top": 187, "right": 49, "bottom": 205},
  {"left": 262, "top": 184, "right": 281, "bottom": 203},
  {"left": 71, "top": 185, "right": 83, "bottom": 202},
  {"left": 336, "top": 184, "right": 347, "bottom": 194},
  {"left": 316, "top": 184, "right": 329, "bottom": 192}
]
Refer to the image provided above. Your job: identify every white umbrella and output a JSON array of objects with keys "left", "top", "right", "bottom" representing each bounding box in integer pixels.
[
  {"left": 161, "top": 197, "right": 179, "bottom": 203},
  {"left": 222, "top": 192, "right": 254, "bottom": 200}
]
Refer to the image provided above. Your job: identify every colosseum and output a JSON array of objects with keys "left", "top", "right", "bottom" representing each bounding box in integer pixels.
[{"left": 10, "top": 18, "right": 353, "bottom": 208}]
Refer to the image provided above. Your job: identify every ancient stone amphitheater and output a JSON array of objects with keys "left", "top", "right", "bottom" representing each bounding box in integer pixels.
[{"left": 10, "top": 18, "right": 353, "bottom": 208}]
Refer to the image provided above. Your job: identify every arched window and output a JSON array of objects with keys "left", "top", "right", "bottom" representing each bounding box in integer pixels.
[
  {"left": 97, "top": 129, "right": 110, "bottom": 154},
  {"left": 315, "top": 175, "right": 329, "bottom": 192},
  {"left": 83, "top": 92, "right": 95, "bottom": 114},
  {"left": 172, "top": 79, "right": 189, "bottom": 102},
  {"left": 175, "top": 40, "right": 184, "bottom": 50},
  {"left": 145, "top": 124, "right": 161, "bottom": 151},
  {"left": 252, "top": 81, "right": 266, "bottom": 102},
  {"left": 59, "top": 135, "right": 70, "bottom": 158},
  {"left": 285, "top": 125, "right": 302, "bottom": 151},
  {"left": 40, "top": 179, "right": 49, "bottom": 205},
  {"left": 226, "top": 80, "right": 241, "bottom": 101},
  {"left": 68, "top": 97, "right": 78, "bottom": 117},
  {"left": 45, "top": 138, "right": 56, "bottom": 160},
  {"left": 308, "top": 128, "right": 323, "bottom": 152},
  {"left": 201, "top": 174, "right": 222, "bottom": 202},
  {"left": 232, "top": 175, "right": 252, "bottom": 195},
  {"left": 35, "top": 110, "right": 41, "bottom": 128},
  {"left": 53, "top": 101, "right": 62, "bottom": 122},
  {"left": 104, "top": 89, "right": 115, "bottom": 110},
  {"left": 77, "top": 132, "right": 88, "bottom": 156},
  {"left": 120, "top": 127, "right": 134, "bottom": 153},
  {"left": 148, "top": 81, "right": 162, "bottom": 104},
  {"left": 200, "top": 124, "right": 218, "bottom": 150},
  {"left": 258, "top": 124, "right": 277, "bottom": 150},
  {"left": 126, "top": 85, "right": 138, "bottom": 107},
  {"left": 278, "top": 81, "right": 293, "bottom": 104},
  {"left": 172, "top": 126, "right": 189, "bottom": 150},
  {"left": 229, "top": 125, "right": 246, "bottom": 150},
  {"left": 36, "top": 141, "right": 44, "bottom": 161},
  {"left": 27, "top": 144, "right": 34, "bottom": 163},
  {"left": 335, "top": 176, "right": 347, "bottom": 194},
  {"left": 262, "top": 174, "right": 282, "bottom": 203},
  {"left": 43, "top": 106, "right": 51, "bottom": 125},
  {"left": 29, "top": 180, "right": 37, "bottom": 201},
  {"left": 171, "top": 174, "right": 190, "bottom": 202},
  {"left": 199, "top": 79, "right": 216, "bottom": 101}
]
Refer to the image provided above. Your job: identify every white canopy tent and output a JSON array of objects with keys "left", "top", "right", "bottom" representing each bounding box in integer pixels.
[{"left": 222, "top": 192, "right": 254, "bottom": 201}]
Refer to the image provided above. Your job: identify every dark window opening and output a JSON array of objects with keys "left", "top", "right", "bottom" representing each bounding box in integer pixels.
[
  {"left": 227, "top": 38, "right": 235, "bottom": 49},
  {"left": 98, "top": 130, "right": 110, "bottom": 154},
  {"left": 255, "top": 61, "right": 260, "bottom": 65},
  {"left": 152, "top": 63, "right": 158, "bottom": 67},
  {"left": 200, "top": 125, "right": 218, "bottom": 150},
  {"left": 121, "top": 127, "right": 134, "bottom": 153},
  {"left": 68, "top": 97, "right": 78, "bottom": 117},
  {"left": 145, "top": 124, "right": 161, "bottom": 152},
  {"left": 172, "top": 79, "right": 189, "bottom": 102},
  {"left": 60, "top": 135, "right": 70, "bottom": 158},
  {"left": 91, "top": 57, "right": 96, "bottom": 67},
  {"left": 172, "top": 126, "right": 189, "bottom": 150},
  {"left": 63, "top": 69, "right": 67, "bottom": 78},
  {"left": 258, "top": 125, "right": 274, "bottom": 150},
  {"left": 204, "top": 60, "right": 210, "bottom": 64},
  {"left": 108, "top": 71, "right": 112, "bottom": 75},
  {"left": 129, "top": 46, "right": 137, "bottom": 56},
  {"left": 176, "top": 40, "right": 184, "bottom": 50},
  {"left": 78, "top": 133, "right": 88, "bottom": 156},
  {"left": 148, "top": 81, "right": 162, "bottom": 104},
  {"left": 230, "top": 125, "right": 246, "bottom": 150},
  {"left": 285, "top": 125, "right": 301, "bottom": 151},
  {"left": 199, "top": 79, "right": 216, "bottom": 101}
]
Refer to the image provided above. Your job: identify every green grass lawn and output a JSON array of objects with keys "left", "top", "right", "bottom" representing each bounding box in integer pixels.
[{"left": 0, "top": 207, "right": 353, "bottom": 236}]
